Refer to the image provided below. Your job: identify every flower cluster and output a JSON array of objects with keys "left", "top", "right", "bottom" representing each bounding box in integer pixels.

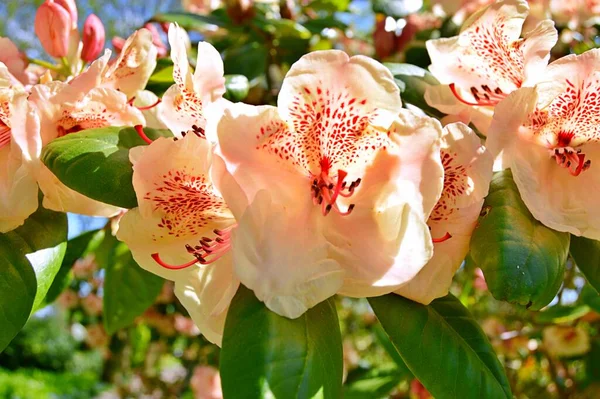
[{"left": 10, "top": 0, "right": 600, "bottom": 350}]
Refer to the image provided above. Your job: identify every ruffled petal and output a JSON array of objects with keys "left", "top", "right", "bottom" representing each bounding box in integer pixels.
[
  {"left": 232, "top": 190, "right": 344, "bottom": 318},
  {"left": 278, "top": 50, "right": 402, "bottom": 130},
  {"left": 102, "top": 28, "right": 158, "bottom": 98},
  {"left": 396, "top": 122, "right": 493, "bottom": 304},
  {"left": 511, "top": 140, "right": 600, "bottom": 239},
  {"left": 193, "top": 42, "right": 226, "bottom": 104},
  {"left": 325, "top": 110, "right": 444, "bottom": 297},
  {"left": 173, "top": 254, "right": 239, "bottom": 346}
]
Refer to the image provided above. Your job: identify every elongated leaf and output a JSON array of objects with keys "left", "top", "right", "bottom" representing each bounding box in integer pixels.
[
  {"left": 534, "top": 304, "right": 590, "bottom": 324},
  {"left": 220, "top": 286, "right": 343, "bottom": 399},
  {"left": 369, "top": 294, "right": 512, "bottom": 399},
  {"left": 384, "top": 63, "right": 443, "bottom": 118},
  {"left": 101, "top": 234, "right": 164, "bottom": 334},
  {"left": 0, "top": 206, "right": 67, "bottom": 352},
  {"left": 42, "top": 229, "right": 105, "bottom": 306},
  {"left": 470, "top": 170, "right": 569, "bottom": 310},
  {"left": 151, "top": 11, "right": 239, "bottom": 31},
  {"left": 41, "top": 126, "right": 172, "bottom": 209},
  {"left": 570, "top": 236, "right": 600, "bottom": 293},
  {"left": 344, "top": 364, "right": 404, "bottom": 399},
  {"left": 253, "top": 17, "right": 312, "bottom": 40}
]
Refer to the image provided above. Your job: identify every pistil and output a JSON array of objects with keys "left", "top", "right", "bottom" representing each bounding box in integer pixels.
[{"left": 311, "top": 160, "right": 359, "bottom": 216}]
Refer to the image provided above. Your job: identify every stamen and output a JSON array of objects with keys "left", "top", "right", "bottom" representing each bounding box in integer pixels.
[
  {"left": 151, "top": 253, "right": 198, "bottom": 270},
  {"left": 432, "top": 232, "right": 452, "bottom": 243},
  {"left": 134, "top": 124, "right": 154, "bottom": 145},
  {"left": 312, "top": 162, "right": 358, "bottom": 217},
  {"left": 449, "top": 83, "right": 505, "bottom": 107},
  {"left": 550, "top": 146, "right": 590, "bottom": 177},
  {"left": 136, "top": 98, "right": 162, "bottom": 111},
  {"left": 0, "top": 122, "right": 10, "bottom": 150}
]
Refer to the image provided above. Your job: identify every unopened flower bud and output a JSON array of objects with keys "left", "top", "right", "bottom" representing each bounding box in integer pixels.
[
  {"left": 34, "top": 0, "right": 71, "bottom": 58},
  {"left": 55, "top": 0, "right": 78, "bottom": 29},
  {"left": 81, "top": 14, "right": 105, "bottom": 62}
]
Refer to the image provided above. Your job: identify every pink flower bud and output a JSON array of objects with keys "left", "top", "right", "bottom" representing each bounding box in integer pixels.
[
  {"left": 34, "top": 0, "right": 72, "bottom": 58},
  {"left": 112, "top": 36, "right": 126, "bottom": 53},
  {"left": 54, "top": 0, "right": 78, "bottom": 29},
  {"left": 81, "top": 14, "right": 105, "bottom": 62}
]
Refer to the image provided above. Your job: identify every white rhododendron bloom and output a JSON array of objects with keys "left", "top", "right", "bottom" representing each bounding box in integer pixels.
[
  {"left": 488, "top": 48, "right": 600, "bottom": 239},
  {"left": 395, "top": 122, "right": 493, "bottom": 304},
  {"left": 0, "top": 64, "right": 38, "bottom": 232},
  {"left": 117, "top": 131, "right": 239, "bottom": 345},
  {"left": 70, "top": 28, "right": 158, "bottom": 99},
  {"left": 425, "top": 0, "right": 557, "bottom": 134},
  {"left": 157, "top": 24, "right": 226, "bottom": 140},
  {"left": 217, "top": 50, "right": 444, "bottom": 318}
]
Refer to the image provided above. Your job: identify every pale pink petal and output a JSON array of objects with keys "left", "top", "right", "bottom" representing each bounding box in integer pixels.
[
  {"left": 395, "top": 123, "right": 493, "bottom": 304},
  {"left": 232, "top": 190, "right": 344, "bottom": 318},
  {"left": 0, "top": 38, "right": 35, "bottom": 86},
  {"left": 102, "top": 28, "right": 158, "bottom": 98},
  {"left": 174, "top": 256, "right": 239, "bottom": 346}
]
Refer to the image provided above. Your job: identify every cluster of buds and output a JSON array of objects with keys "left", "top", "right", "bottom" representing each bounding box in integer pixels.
[{"left": 34, "top": 0, "right": 105, "bottom": 63}]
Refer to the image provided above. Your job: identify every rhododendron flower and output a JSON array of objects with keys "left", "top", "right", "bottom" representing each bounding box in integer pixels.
[
  {"left": 487, "top": 48, "right": 600, "bottom": 239},
  {"left": 27, "top": 78, "right": 144, "bottom": 216},
  {"left": 395, "top": 123, "right": 493, "bottom": 304},
  {"left": 217, "top": 51, "right": 444, "bottom": 318},
  {"left": 157, "top": 25, "right": 226, "bottom": 140},
  {"left": 0, "top": 65, "right": 38, "bottom": 232},
  {"left": 425, "top": 0, "right": 557, "bottom": 134},
  {"left": 542, "top": 325, "right": 590, "bottom": 358},
  {"left": 0, "top": 38, "right": 37, "bottom": 86},
  {"left": 116, "top": 131, "right": 239, "bottom": 345},
  {"left": 72, "top": 28, "right": 158, "bottom": 99}
]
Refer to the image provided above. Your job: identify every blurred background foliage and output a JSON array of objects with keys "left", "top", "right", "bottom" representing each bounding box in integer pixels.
[{"left": 1, "top": 0, "right": 600, "bottom": 398}]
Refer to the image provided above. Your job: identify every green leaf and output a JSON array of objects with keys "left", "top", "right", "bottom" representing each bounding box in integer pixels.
[
  {"left": 470, "top": 170, "right": 569, "bottom": 310},
  {"left": 306, "top": 0, "right": 350, "bottom": 12},
  {"left": 534, "top": 304, "right": 591, "bottom": 324},
  {"left": 344, "top": 364, "right": 403, "bottom": 399},
  {"left": 151, "top": 11, "right": 239, "bottom": 32},
  {"left": 224, "top": 74, "right": 250, "bottom": 102},
  {"left": 223, "top": 42, "right": 268, "bottom": 81},
  {"left": 101, "top": 234, "right": 164, "bottom": 335},
  {"left": 41, "top": 126, "right": 172, "bottom": 209},
  {"left": 0, "top": 206, "right": 67, "bottom": 352},
  {"left": 580, "top": 284, "right": 600, "bottom": 313},
  {"left": 302, "top": 17, "right": 348, "bottom": 34},
  {"left": 220, "top": 286, "right": 343, "bottom": 399},
  {"left": 42, "top": 229, "right": 105, "bottom": 306},
  {"left": 384, "top": 63, "right": 443, "bottom": 118},
  {"left": 369, "top": 294, "right": 512, "bottom": 399},
  {"left": 570, "top": 236, "right": 600, "bottom": 293},
  {"left": 253, "top": 17, "right": 312, "bottom": 40}
]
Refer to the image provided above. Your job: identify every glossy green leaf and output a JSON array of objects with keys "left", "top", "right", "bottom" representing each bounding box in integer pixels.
[
  {"left": 151, "top": 11, "right": 239, "bottom": 31},
  {"left": 343, "top": 364, "right": 403, "bottom": 399},
  {"left": 302, "top": 17, "right": 347, "bottom": 34},
  {"left": 220, "top": 286, "right": 343, "bottom": 399},
  {"left": 580, "top": 284, "right": 600, "bottom": 313},
  {"left": 253, "top": 17, "right": 312, "bottom": 40},
  {"left": 470, "top": 170, "right": 569, "bottom": 310},
  {"left": 570, "top": 236, "right": 600, "bottom": 293},
  {"left": 0, "top": 206, "right": 67, "bottom": 352},
  {"left": 42, "top": 229, "right": 105, "bottom": 306},
  {"left": 307, "top": 0, "right": 350, "bottom": 12},
  {"left": 384, "top": 63, "right": 443, "bottom": 118},
  {"left": 101, "top": 234, "right": 164, "bottom": 335},
  {"left": 224, "top": 74, "right": 250, "bottom": 102},
  {"left": 369, "top": 294, "right": 512, "bottom": 399},
  {"left": 534, "top": 304, "right": 590, "bottom": 324},
  {"left": 223, "top": 42, "right": 268, "bottom": 81},
  {"left": 41, "top": 126, "right": 172, "bottom": 209}
]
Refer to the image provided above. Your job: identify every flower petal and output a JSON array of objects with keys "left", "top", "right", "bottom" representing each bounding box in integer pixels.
[
  {"left": 325, "top": 110, "right": 444, "bottom": 297},
  {"left": 102, "top": 28, "right": 158, "bottom": 98},
  {"left": 232, "top": 190, "right": 344, "bottom": 319},
  {"left": 278, "top": 50, "right": 402, "bottom": 131},
  {"left": 173, "top": 255, "right": 239, "bottom": 346}
]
